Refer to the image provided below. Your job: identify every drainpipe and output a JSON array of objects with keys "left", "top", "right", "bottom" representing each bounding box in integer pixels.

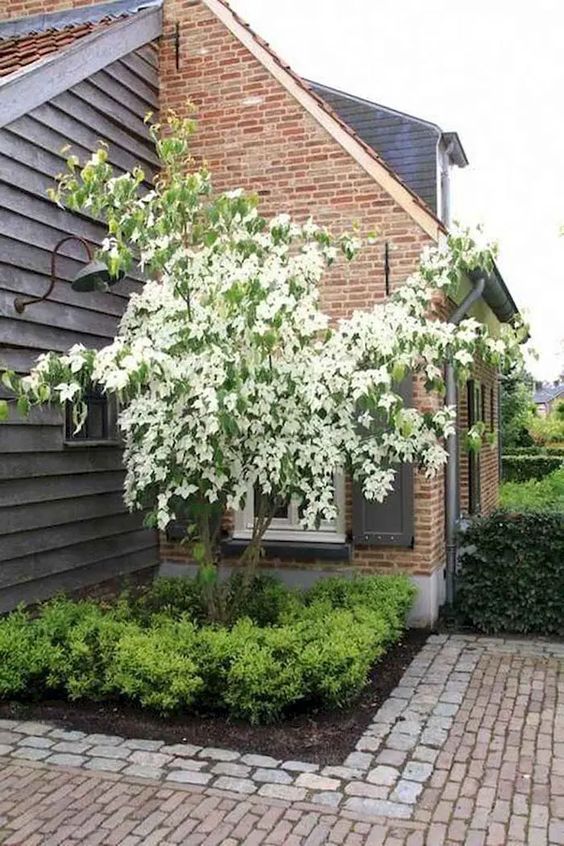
[{"left": 445, "top": 272, "right": 486, "bottom": 605}]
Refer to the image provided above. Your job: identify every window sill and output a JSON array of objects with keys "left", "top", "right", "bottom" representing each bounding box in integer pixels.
[
  {"left": 63, "top": 439, "right": 123, "bottom": 448},
  {"left": 222, "top": 537, "right": 352, "bottom": 562}
]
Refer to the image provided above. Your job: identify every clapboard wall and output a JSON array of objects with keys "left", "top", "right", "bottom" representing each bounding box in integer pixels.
[{"left": 0, "top": 42, "right": 160, "bottom": 612}]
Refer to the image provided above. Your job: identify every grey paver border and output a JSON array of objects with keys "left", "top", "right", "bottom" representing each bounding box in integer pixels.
[{"left": 1, "top": 634, "right": 562, "bottom": 820}]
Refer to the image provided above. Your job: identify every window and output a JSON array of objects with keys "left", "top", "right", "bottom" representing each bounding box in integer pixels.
[
  {"left": 490, "top": 386, "right": 495, "bottom": 432},
  {"left": 234, "top": 475, "right": 346, "bottom": 544},
  {"left": 64, "top": 389, "right": 118, "bottom": 444}
]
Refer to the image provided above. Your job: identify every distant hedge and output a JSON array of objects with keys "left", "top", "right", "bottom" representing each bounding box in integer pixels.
[
  {"left": 546, "top": 445, "right": 564, "bottom": 456},
  {"left": 456, "top": 511, "right": 564, "bottom": 635},
  {"left": 505, "top": 446, "right": 544, "bottom": 456},
  {"left": 506, "top": 445, "right": 564, "bottom": 457},
  {"left": 502, "top": 454, "right": 564, "bottom": 482}
]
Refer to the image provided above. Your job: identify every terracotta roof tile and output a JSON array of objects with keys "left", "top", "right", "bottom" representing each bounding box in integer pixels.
[{"left": 0, "top": 17, "right": 119, "bottom": 79}]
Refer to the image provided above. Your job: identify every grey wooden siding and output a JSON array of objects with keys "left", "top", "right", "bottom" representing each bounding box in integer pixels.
[
  {"left": 311, "top": 83, "right": 439, "bottom": 213},
  {"left": 0, "top": 43, "right": 160, "bottom": 612}
]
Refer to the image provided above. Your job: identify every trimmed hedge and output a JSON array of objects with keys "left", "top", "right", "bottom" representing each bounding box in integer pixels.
[
  {"left": 500, "top": 469, "right": 564, "bottom": 512},
  {"left": 456, "top": 511, "right": 564, "bottom": 635},
  {"left": 0, "top": 574, "right": 415, "bottom": 724},
  {"left": 502, "top": 454, "right": 564, "bottom": 482},
  {"left": 505, "top": 445, "right": 564, "bottom": 457}
]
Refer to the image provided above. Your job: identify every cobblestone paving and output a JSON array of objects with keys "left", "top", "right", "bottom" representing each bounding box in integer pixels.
[{"left": 0, "top": 634, "right": 562, "bottom": 844}]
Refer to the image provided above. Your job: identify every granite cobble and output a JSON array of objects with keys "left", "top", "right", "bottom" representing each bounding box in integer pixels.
[{"left": 0, "top": 634, "right": 561, "bottom": 844}]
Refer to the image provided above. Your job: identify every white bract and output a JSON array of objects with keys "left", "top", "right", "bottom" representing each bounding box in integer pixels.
[{"left": 1, "top": 114, "right": 524, "bottom": 556}]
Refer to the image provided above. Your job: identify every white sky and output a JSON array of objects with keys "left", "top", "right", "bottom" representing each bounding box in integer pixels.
[{"left": 231, "top": 0, "right": 564, "bottom": 381}]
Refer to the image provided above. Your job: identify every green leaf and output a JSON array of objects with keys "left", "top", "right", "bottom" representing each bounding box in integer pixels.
[
  {"left": 16, "top": 396, "right": 30, "bottom": 417},
  {"left": 192, "top": 542, "right": 207, "bottom": 564},
  {"left": 392, "top": 362, "right": 406, "bottom": 384},
  {"left": 0, "top": 399, "right": 9, "bottom": 421},
  {"left": 1, "top": 371, "right": 14, "bottom": 391}
]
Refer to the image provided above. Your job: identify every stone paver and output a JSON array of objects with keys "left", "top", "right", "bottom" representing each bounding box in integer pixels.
[{"left": 0, "top": 633, "right": 561, "bottom": 844}]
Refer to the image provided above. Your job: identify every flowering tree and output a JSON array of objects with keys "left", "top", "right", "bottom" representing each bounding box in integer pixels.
[{"left": 0, "top": 113, "right": 524, "bottom": 613}]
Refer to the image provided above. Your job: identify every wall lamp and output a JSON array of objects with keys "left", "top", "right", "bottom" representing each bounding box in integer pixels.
[{"left": 14, "top": 235, "right": 125, "bottom": 314}]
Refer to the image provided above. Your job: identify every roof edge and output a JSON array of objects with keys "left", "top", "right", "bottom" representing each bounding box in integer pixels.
[
  {"left": 442, "top": 131, "right": 469, "bottom": 168},
  {"left": 0, "top": 4, "right": 162, "bottom": 129},
  {"left": 483, "top": 260, "right": 520, "bottom": 324},
  {"left": 0, "top": 0, "right": 162, "bottom": 39},
  {"left": 307, "top": 79, "right": 444, "bottom": 136},
  {"left": 200, "top": 0, "right": 445, "bottom": 242},
  {"left": 311, "top": 81, "right": 470, "bottom": 170}
]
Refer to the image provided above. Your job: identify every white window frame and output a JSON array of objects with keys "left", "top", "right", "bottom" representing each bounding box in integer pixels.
[{"left": 233, "top": 474, "right": 346, "bottom": 544}]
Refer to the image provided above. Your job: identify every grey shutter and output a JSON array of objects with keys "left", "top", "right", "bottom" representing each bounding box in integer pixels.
[
  {"left": 352, "top": 376, "right": 414, "bottom": 547},
  {"left": 467, "top": 380, "right": 482, "bottom": 514}
]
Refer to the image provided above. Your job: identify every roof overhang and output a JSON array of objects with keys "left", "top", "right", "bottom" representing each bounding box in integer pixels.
[
  {"left": 0, "top": 1, "right": 162, "bottom": 129},
  {"left": 442, "top": 131, "right": 469, "bottom": 168},
  {"left": 483, "top": 260, "right": 520, "bottom": 324}
]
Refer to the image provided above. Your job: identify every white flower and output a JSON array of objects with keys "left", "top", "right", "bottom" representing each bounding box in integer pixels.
[
  {"left": 55, "top": 382, "right": 81, "bottom": 402},
  {"left": 13, "top": 145, "right": 519, "bottom": 536}
]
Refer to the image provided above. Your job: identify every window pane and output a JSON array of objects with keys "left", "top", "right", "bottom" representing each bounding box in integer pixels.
[
  {"left": 65, "top": 390, "right": 111, "bottom": 442},
  {"left": 253, "top": 487, "right": 289, "bottom": 519},
  {"left": 86, "top": 398, "right": 106, "bottom": 440}
]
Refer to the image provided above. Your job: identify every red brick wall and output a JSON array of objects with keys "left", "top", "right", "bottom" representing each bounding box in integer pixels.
[
  {"left": 158, "top": 0, "right": 446, "bottom": 576},
  {"left": 3, "top": 0, "right": 483, "bottom": 578}
]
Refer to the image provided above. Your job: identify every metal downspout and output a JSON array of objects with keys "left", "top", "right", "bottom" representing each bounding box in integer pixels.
[{"left": 445, "top": 274, "right": 486, "bottom": 605}]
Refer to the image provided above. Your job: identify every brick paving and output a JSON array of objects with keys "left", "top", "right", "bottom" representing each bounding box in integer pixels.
[{"left": 0, "top": 634, "right": 562, "bottom": 844}]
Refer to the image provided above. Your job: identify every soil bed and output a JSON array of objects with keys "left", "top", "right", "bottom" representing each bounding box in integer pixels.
[{"left": 0, "top": 629, "right": 428, "bottom": 765}]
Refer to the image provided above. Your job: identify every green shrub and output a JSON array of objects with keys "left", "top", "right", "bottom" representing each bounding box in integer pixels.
[
  {"left": 223, "top": 620, "right": 306, "bottom": 723},
  {"left": 37, "top": 600, "right": 129, "bottom": 700},
  {"left": 132, "top": 577, "right": 206, "bottom": 624},
  {"left": 109, "top": 618, "right": 203, "bottom": 713},
  {"left": 0, "top": 574, "right": 415, "bottom": 722},
  {"left": 500, "top": 469, "right": 564, "bottom": 512},
  {"left": 528, "top": 411, "right": 564, "bottom": 446},
  {"left": 505, "top": 445, "right": 564, "bottom": 457},
  {"left": 0, "top": 610, "right": 53, "bottom": 697},
  {"left": 306, "top": 573, "right": 416, "bottom": 639},
  {"left": 298, "top": 607, "right": 387, "bottom": 707},
  {"left": 505, "top": 446, "right": 544, "bottom": 456},
  {"left": 502, "top": 454, "right": 563, "bottom": 482},
  {"left": 225, "top": 572, "right": 302, "bottom": 626},
  {"left": 456, "top": 511, "right": 564, "bottom": 635},
  {"left": 194, "top": 624, "right": 237, "bottom": 708},
  {"left": 546, "top": 444, "right": 564, "bottom": 456}
]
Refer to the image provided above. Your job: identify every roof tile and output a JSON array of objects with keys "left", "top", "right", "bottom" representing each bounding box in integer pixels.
[{"left": 0, "top": 17, "right": 119, "bottom": 79}]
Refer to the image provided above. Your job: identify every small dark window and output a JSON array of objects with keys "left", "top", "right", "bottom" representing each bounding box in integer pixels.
[
  {"left": 65, "top": 389, "right": 117, "bottom": 442},
  {"left": 480, "top": 384, "right": 486, "bottom": 424},
  {"left": 490, "top": 387, "right": 495, "bottom": 432}
]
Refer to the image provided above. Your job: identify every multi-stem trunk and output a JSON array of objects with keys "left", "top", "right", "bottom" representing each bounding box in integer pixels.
[
  {"left": 237, "top": 490, "right": 281, "bottom": 594},
  {"left": 195, "top": 497, "right": 224, "bottom": 621}
]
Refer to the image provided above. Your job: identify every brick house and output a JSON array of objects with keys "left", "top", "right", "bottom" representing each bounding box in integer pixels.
[
  {"left": 0, "top": 0, "right": 520, "bottom": 623},
  {"left": 533, "top": 380, "right": 564, "bottom": 417}
]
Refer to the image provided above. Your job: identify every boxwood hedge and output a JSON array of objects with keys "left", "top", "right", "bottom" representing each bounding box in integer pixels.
[
  {"left": 0, "top": 574, "right": 415, "bottom": 724},
  {"left": 502, "top": 454, "right": 564, "bottom": 482}
]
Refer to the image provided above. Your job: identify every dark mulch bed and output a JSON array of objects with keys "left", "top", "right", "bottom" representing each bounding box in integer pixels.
[{"left": 0, "top": 629, "right": 429, "bottom": 766}]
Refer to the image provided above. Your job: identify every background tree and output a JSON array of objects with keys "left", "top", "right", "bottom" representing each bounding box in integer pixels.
[{"left": 501, "top": 364, "right": 535, "bottom": 449}]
